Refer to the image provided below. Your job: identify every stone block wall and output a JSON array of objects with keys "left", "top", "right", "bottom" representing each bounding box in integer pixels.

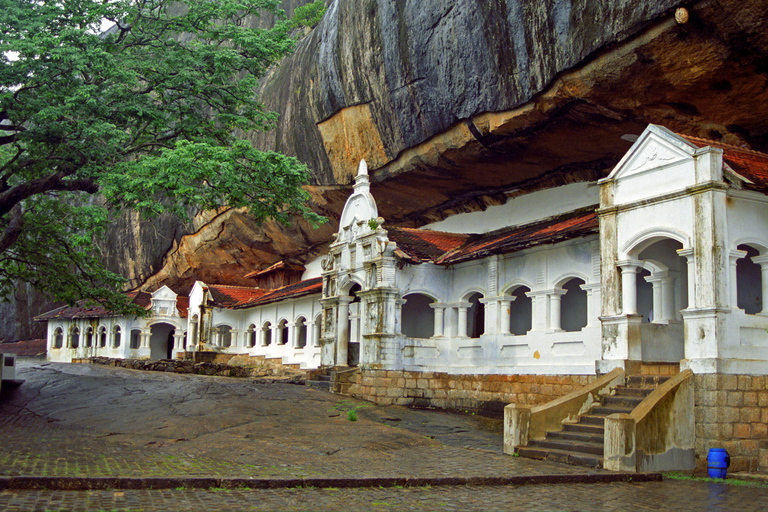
[
  {"left": 694, "top": 374, "right": 768, "bottom": 472},
  {"left": 343, "top": 369, "right": 596, "bottom": 417}
]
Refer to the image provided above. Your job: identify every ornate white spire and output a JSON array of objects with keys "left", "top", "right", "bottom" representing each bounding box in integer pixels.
[{"left": 354, "top": 159, "right": 370, "bottom": 192}]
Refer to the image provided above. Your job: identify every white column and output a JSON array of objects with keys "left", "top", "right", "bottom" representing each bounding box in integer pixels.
[
  {"left": 430, "top": 303, "right": 446, "bottom": 337},
  {"left": 645, "top": 273, "right": 665, "bottom": 323},
  {"left": 272, "top": 325, "right": 280, "bottom": 346},
  {"left": 456, "top": 302, "right": 471, "bottom": 338},
  {"left": 580, "top": 283, "right": 601, "bottom": 327},
  {"left": 729, "top": 249, "right": 747, "bottom": 309},
  {"left": 618, "top": 260, "right": 642, "bottom": 315},
  {"left": 140, "top": 330, "right": 150, "bottom": 349},
  {"left": 349, "top": 303, "right": 360, "bottom": 343},
  {"left": 548, "top": 289, "right": 567, "bottom": 332},
  {"left": 498, "top": 297, "right": 513, "bottom": 335},
  {"left": 753, "top": 255, "right": 768, "bottom": 314},
  {"left": 230, "top": 329, "right": 241, "bottom": 349},
  {"left": 526, "top": 291, "right": 548, "bottom": 331},
  {"left": 337, "top": 297, "right": 353, "bottom": 366},
  {"left": 677, "top": 248, "right": 696, "bottom": 309},
  {"left": 260, "top": 325, "right": 270, "bottom": 347},
  {"left": 313, "top": 319, "right": 322, "bottom": 347},
  {"left": 172, "top": 333, "right": 185, "bottom": 355}
]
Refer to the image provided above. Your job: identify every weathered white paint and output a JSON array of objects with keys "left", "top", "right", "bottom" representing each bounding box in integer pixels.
[{"left": 424, "top": 182, "right": 600, "bottom": 234}]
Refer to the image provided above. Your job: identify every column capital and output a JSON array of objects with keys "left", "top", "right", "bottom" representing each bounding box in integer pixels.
[
  {"left": 752, "top": 255, "right": 768, "bottom": 266},
  {"left": 677, "top": 247, "right": 694, "bottom": 260},
  {"left": 429, "top": 302, "right": 448, "bottom": 310},
  {"left": 729, "top": 249, "right": 748, "bottom": 262},
  {"left": 617, "top": 259, "right": 643, "bottom": 271}
]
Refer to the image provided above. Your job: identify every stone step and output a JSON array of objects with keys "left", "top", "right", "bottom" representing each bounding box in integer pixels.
[
  {"left": 613, "top": 385, "right": 653, "bottom": 398},
  {"left": 603, "top": 394, "right": 645, "bottom": 408},
  {"left": 588, "top": 405, "right": 635, "bottom": 417},
  {"left": 528, "top": 437, "right": 604, "bottom": 456},
  {"left": 562, "top": 423, "right": 604, "bottom": 436},
  {"left": 626, "top": 374, "right": 672, "bottom": 387},
  {"left": 547, "top": 429, "right": 604, "bottom": 445},
  {"left": 579, "top": 414, "right": 610, "bottom": 426},
  {"left": 516, "top": 446, "right": 602, "bottom": 469},
  {"left": 305, "top": 379, "right": 331, "bottom": 391}
]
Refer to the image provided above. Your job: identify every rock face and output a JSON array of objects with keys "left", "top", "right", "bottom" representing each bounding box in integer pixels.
[{"left": 8, "top": 0, "right": 768, "bottom": 339}]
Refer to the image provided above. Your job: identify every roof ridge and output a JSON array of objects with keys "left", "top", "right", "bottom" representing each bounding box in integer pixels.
[
  {"left": 681, "top": 134, "right": 768, "bottom": 159},
  {"left": 469, "top": 205, "right": 598, "bottom": 239}
]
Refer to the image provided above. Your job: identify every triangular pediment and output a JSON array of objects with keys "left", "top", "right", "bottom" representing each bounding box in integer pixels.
[
  {"left": 607, "top": 125, "right": 698, "bottom": 181},
  {"left": 152, "top": 285, "right": 177, "bottom": 301}
]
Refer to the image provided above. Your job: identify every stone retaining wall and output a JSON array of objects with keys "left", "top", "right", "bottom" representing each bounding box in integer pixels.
[
  {"left": 694, "top": 374, "right": 768, "bottom": 472},
  {"left": 83, "top": 356, "right": 305, "bottom": 383},
  {"left": 339, "top": 369, "right": 596, "bottom": 417}
]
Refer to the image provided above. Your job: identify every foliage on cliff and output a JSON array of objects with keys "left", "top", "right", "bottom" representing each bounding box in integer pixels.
[{"left": 0, "top": 0, "right": 322, "bottom": 313}]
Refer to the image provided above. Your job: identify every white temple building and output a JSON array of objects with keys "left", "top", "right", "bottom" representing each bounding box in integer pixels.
[{"left": 37, "top": 124, "right": 768, "bottom": 468}]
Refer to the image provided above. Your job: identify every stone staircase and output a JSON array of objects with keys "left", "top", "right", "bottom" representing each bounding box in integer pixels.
[
  {"left": 517, "top": 363, "right": 679, "bottom": 468},
  {"left": 305, "top": 368, "right": 332, "bottom": 391}
]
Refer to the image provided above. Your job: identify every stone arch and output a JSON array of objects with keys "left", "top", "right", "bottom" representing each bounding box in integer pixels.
[
  {"left": 401, "top": 292, "right": 435, "bottom": 339},
  {"left": 553, "top": 273, "right": 590, "bottom": 290},
  {"left": 246, "top": 323, "right": 257, "bottom": 348},
  {"left": 214, "top": 324, "right": 233, "bottom": 348},
  {"left": 53, "top": 327, "right": 64, "bottom": 349},
  {"left": 735, "top": 243, "right": 764, "bottom": 314},
  {"left": 130, "top": 329, "right": 142, "bottom": 349},
  {"left": 462, "top": 290, "right": 485, "bottom": 339},
  {"left": 621, "top": 227, "right": 691, "bottom": 260},
  {"left": 112, "top": 325, "right": 122, "bottom": 348},
  {"left": 84, "top": 326, "right": 94, "bottom": 348},
  {"left": 69, "top": 326, "right": 80, "bottom": 349},
  {"left": 560, "top": 278, "right": 588, "bottom": 332},
  {"left": 504, "top": 283, "right": 533, "bottom": 336},
  {"left": 148, "top": 322, "right": 177, "bottom": 359},
  {"left": 295, "top": 316, "right": 308, "bottom": 348},
  {"left": 262, "top": 321, "right": 272, "bottom": 346},
  {"left": 277, "top": 318, "right": 289, "bottom": 345},
  {"left": 98, "top": 326, "right": 107, "bottom": 348}
]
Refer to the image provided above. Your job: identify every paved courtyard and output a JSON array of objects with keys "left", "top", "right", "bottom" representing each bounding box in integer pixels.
[{"left": 0, "top": 362, "right": 766, "bottom": 511}]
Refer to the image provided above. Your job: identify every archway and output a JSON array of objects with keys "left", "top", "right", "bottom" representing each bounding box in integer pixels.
[
  {"left": 631, "top": 238, "right": 688, "bottom": 362},
  {"left": 507, "top": 286, "right": 532, "bottom": 336},
  {"left": 346, "top": 283, "right": 362, "bottom": 366},
  {"left": 149, "top": 322, "right": 176, "bottom": 360},
  {"left": 560, "top": 278, "right": 587, "bottom": 332},
  {"left": 466, "top": 292, "right": 484, "bottom": 339},
  {"left": 402, "top": 293, "right": 435, "bottom": 338}
]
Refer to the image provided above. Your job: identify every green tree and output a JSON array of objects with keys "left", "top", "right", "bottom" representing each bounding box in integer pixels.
[{"left": 0, "top": 0, "right": 322, "bottom": 313}]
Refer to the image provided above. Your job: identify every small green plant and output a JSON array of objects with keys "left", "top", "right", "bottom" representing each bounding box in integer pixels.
[
  {"left": 347, "top": 409, "right": 357, "bottom": 421},
  {"left": 291, "top": 1, "right": 327, "bottom": 29},
  {"left": 368, "top": 218, "right": 379, "bottom": 230}
]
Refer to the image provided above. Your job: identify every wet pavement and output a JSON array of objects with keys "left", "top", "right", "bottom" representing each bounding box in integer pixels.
[{"left": 1, "top": 362, "right": 767, "bottom": 511}]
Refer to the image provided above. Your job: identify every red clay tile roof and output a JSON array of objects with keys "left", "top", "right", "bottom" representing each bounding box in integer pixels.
[
  {"left": 243, "top": 260, "right": 305, "bottom": 279},
  {"left": 206, "top": 285, "right": 269, "bottom": 308},
  {"left": 229, "top": 278, "right": 322, "bottom": 309},
  {"left": 681, "top": 135, "right": 768, "bottom": 192},
  {"left": 387, "top": 228, "right": 469, "bottom": 263},
  {"left": 437, "top": 208, "right": 599, "bottom": 265},
  {"left": 34, "top": 290, "right": 189, "bottom": 321},
  {"left": 0, "top": 339, "right": 47, "bottom": 357}
]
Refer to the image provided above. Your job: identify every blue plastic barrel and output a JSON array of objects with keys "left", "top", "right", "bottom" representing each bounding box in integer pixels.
[{"left": 707, "top": 448, "right": 730, "bottom": 479}]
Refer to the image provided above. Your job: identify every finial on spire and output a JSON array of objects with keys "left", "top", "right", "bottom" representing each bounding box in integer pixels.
[{"left": 357, "top": 159, "right": 368, "bottom": 177}]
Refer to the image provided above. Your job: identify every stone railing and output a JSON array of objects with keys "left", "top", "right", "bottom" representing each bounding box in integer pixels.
[
  {"left": 503, "top": 368, "right": 624, "bottom": 454},
  {"left": 603, "top": 369, "right": 695, "bottom": 472}
]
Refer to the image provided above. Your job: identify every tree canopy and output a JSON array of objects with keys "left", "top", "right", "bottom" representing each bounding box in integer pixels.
[{"left": 0, "top": 0, "right": 323, "bottom": 313}]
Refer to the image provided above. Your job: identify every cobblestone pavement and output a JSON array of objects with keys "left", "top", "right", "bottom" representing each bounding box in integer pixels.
[
  {"left": 0, "top": 362, "right": 602, "bottom": 481},
  {"left": 2, "top": 480, "right": 768, "bottom": 512},
  {"left": 2, "top": 362, "right": 766, "bottom": 511}
]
